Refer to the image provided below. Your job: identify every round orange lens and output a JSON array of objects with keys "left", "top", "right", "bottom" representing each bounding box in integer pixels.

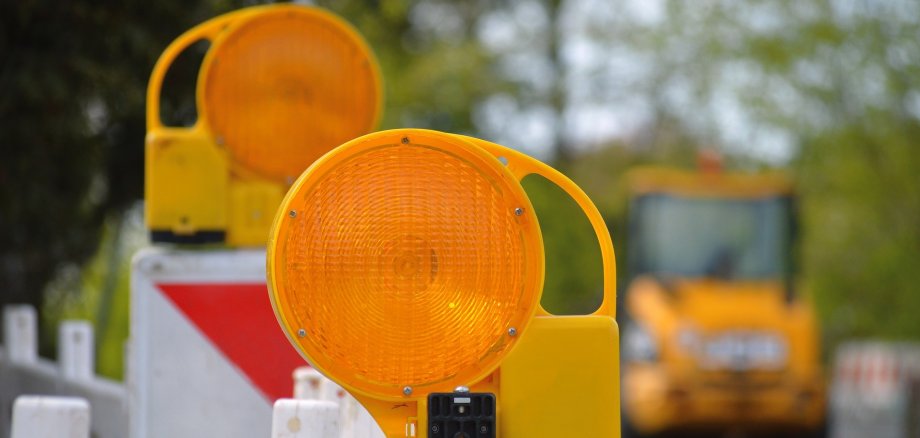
[
  {"left": 201, "top": 6, "right": 381, "bottom": 182},
  {"left": 268, "top": 130, "right": 544, "bottom": 400}
]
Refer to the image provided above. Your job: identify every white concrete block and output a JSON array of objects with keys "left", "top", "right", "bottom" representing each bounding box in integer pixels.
[
  {"left": 3, "top": 305, "right": 37, "bottom": 363},
  {"left": 291, "top": 367, "right": 384, "bottom": 437},
  {"left": 339, "top": 392, "right": 386, "bottom": 438},
  {"left": 272, "top": 399, "right": 339, "bottom": 438},
  {"left": 10, "top": 395, "right": 90, "bottom": 438},
  {"left": 293, "top": 367, "right": 325, "bottom": 400},
  {"left": 58, "top": 321, "right": 94, "bottom": 381},
  {"left": 320, "top": 378, "right": 346, "bottom": 403}
]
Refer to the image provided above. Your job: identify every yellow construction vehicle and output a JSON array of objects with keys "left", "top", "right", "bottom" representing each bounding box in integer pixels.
[{"left": 620, "top": 162, "right": 825, "bottom": 436}]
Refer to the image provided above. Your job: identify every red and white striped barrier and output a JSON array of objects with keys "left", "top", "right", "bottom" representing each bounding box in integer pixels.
[
  {"left": 131, "top": 248, "right": 384, "bottom": 438},
  {"left": 830, "top": 342, "right": 920, "bottom": 438},
  {"left": 130, "top": 248, "right": 307, "bottom": 437}
]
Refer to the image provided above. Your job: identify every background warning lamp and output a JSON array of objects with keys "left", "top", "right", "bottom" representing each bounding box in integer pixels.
[
  {"left": 269, "top": 130, "right": 621, "bottom": 437},
  {"left": 145, "top": 4, "right": 381, "bottom": 245}
]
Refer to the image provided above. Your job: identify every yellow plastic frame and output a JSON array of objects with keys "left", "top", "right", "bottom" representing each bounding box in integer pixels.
[
  {"left": 147, "top": 6, "right": 257, "bottom": 132},
  {"left": 268, "top": 129, "right": 618, "bottom": 437},
  {"left": 457, "top": 135, "right": 616, "bottom": 318}
]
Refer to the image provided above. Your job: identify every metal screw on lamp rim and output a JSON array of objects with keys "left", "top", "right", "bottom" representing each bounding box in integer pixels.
[
  {"left": 403, "top": 386, "right": 413, "bottom": 396},
  {"left": 289, "top": 210, "right": 297, "bottom": 218},
  {"left": 514, "top": 207, "right": 524, "bottom": 216},
  {"left": 508, "top": 327, "right": 517, "bottom": 336},
  {"left": 297, "top": 328, "right": 306, "bottom": 338},
  {"left": 454, "top": 386, "right": 469, "bottom": 393},
  {"left": 401, "top": 136, "right": 410, "bottom": 144}
]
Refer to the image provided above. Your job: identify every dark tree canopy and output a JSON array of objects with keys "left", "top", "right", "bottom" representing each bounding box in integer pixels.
[{"left": 0, "top": 0, "right": 245, "bottom": 311}]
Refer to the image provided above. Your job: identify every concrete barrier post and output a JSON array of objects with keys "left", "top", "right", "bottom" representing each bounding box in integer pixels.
[
  {"left": 58, "top": 321, "right": 95, "bottom": 381},
  {"left": 293, "top": 367, "right": 325, "bottom": 400},
  {"left": 10, "top": 395, "right": 91, "bottom": 438},
  {"left": 321, "top": 379, "right": 346, "bottom": 403},
  {"left": 3, "top": 305, "right": 37, "bottom": 364},
  {"left": 291, "top": 366, "right": 386, "bottom": 438},
  {"left": 338, "top": 393, "right": 387, "bottom": 438}
]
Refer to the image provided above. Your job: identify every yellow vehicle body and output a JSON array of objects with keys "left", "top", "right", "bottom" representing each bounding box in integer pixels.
[{"left": 621, "top": 167, "right": 825, "bottom": 436}]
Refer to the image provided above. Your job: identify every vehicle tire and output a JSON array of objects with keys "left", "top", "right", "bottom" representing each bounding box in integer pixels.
[{"left": 621, "top": 407, "right": 644, "bottom": 438}]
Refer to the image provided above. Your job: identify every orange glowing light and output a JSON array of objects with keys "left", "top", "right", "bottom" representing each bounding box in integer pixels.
[
  {"left": 200, "top": 6, "right": 381, "bottom": 182},
  {"left": 268, "top": 130, "right": 544, "bottom": 400}
]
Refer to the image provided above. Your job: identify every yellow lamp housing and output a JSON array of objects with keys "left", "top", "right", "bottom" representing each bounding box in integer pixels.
[
  {"left": 268, "top": 129, "right": 620, "bottom": 437},
  {"left": 145, "top": 4, "right": 382, "bottom": 246}
]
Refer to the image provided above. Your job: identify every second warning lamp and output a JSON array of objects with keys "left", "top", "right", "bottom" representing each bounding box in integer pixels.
[{"left": 145, "top": 4, "right": 382, "bottom": 245}]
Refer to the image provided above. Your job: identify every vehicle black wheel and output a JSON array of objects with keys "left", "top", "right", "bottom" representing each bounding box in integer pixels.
[{"left": 620, "top": 408, "right": 644, "bottom": 438}]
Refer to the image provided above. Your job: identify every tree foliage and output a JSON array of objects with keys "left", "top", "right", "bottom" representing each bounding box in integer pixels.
[
  {"left": 0, "top": 0, "right": 247, "bottom": 314},
  {"left": 590, "top": 0, "right": 920, "bottom": 341}
]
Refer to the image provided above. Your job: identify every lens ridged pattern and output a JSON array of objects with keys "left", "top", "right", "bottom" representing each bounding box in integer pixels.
[
  {"left": 204, "top": 10, "right": 378, "bottom": 181},
  {"left": 279, "top": 143, "right": 533, "bottom": 395}
]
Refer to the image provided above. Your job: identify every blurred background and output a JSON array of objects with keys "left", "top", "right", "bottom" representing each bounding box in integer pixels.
[{"left": 1, "top": 0, "right": 918, "bottom": 435}]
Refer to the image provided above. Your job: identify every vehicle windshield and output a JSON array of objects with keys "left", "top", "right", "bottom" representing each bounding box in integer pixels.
[{"left": 631, "top": 194, "right": 792, "bottom": 280}]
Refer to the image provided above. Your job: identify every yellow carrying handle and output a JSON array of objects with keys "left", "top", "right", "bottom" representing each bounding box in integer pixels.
[
  {"left": 457, "top": 136, "right": 617, "bottom": 318},
  {"left": 145, "top": 7, "right": 267, "bottom": 131}
]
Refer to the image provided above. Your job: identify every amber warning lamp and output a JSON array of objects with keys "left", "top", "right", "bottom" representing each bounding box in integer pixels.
[
  {"left": 268, "top": 129, "right": 621, "bottom": 437},
  {"left": 145, "top": 4, "right": 381, "bottom": 246}
]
